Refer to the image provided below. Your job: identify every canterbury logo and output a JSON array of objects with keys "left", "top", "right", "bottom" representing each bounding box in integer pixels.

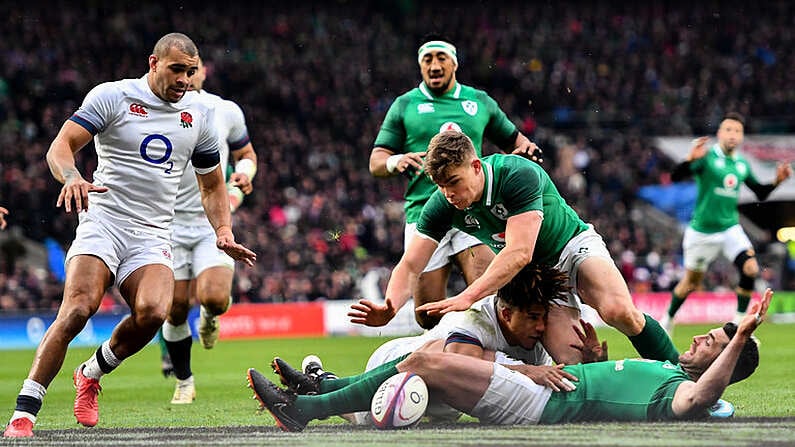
[{"left": 129, "top": 103, "right": 148, "bottom": 117}]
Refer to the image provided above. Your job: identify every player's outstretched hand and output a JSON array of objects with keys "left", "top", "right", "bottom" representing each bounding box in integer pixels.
[
  {"left": 775, "top": 162, "right": 793, "bottom": 185},
  {"left": 56, "top": 177, "right": 108, "bottom": 213},
  {"left": 216, "top": 234, "right": 256, "bottom": 267},
  {"left": 738, "top": 288, "right": 772, "bottom": 338},
  {"left": 415, "top": 295, "right": 473, "bottom": 316},
  {"left": 509, "top": 364, "right": 578, "bottom": 392},
  {"left": 348, "top": 299, "right": 396, "bottom": 327},
  {"left": 0, "top": 206, "right": 7, "bottom": 230},
  {"left": 686, "top": 136, "right": 710, "bottom": 162},
  {"left": 229, "top": 172, "right": 253, "bottom": 194},
  {"left": 572, "top": 319, "right": 608, "bottom": 363}
]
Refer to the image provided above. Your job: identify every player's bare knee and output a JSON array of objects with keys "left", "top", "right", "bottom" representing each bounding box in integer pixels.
[
  {"left": 59, "top": 305, "right": 95, "bottom": 336},
  {"left": 134, "top": 305, "right": 168, "bottom": 330}
]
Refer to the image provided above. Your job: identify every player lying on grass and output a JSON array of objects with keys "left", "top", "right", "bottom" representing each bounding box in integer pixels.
[
  {"left": 274, "top": 263, "right": 605, "bottom": 424},
  {"left": 247, "top": 288, "right": 769, "bottom": 431}
]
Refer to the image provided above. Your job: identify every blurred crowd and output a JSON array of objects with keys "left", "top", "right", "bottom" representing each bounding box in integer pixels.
[{"left": 1, "top": 0, "right": 792, "bottom": 310}]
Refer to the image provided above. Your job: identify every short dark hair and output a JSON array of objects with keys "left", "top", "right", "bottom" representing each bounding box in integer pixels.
[
  {"left": 153, "top": 32, "right": 198, "bottom": 58},
  {"left": 721, "top": 322, "right": 759, "bottom": 384},
  {"left": 418, "top": 33, "right": 455, "bottom": 48},
  {"left": 425, "top": 131, "right": 476, "bottom": 184},
  {"left": 722, "top": 112, "right": 746, "bottom": 127},
  {"left": 497, "top": 264, "right": 570, "bottom": 313}
]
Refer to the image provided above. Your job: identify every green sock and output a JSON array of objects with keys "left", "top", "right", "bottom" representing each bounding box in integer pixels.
[
  {"left": 667, "top": 292, "right": 687, "bottom": 317},
  {"left": 628, "top": 314, "right": 680, "bottom": 363},
  {"left": 296, "top": 354, "right": 408, "bottom": 419},
  {"left": 737, "top": 293, "right": 751, "bottom": 314},
  {"left": 157, "top": 327, "right": 168, "bottom": 358},
  {"left": 318, "top": 355, "right": 407, "bottom": 394}
]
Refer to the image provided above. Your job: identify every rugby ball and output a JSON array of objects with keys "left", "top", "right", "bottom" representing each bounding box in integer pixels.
[{"left": 370, "top": 372, "right": 428, "bottom": 429}]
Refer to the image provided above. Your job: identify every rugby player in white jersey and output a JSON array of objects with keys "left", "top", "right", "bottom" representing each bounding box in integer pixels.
[
  {"left": 163, "top": 57, "right": 257, "bottom": 404},
  {"left": 272, "top": 264, "right": 597, "bottom": 425},
  {"left": 3, "top": 33, "right": 256, "bottom": 438}
]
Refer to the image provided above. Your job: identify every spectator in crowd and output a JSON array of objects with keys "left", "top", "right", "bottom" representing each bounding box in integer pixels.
[{"left": 0, "top": 2, "right": 793, "bottom": 308}]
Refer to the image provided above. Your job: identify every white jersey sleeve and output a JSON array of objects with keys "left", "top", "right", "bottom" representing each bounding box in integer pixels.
[
  {"left": 174, "top": 92, "right": 251, "bottom": 216},
  {"left": 69, "top": 76, "right": 220, "bottom": 232}
]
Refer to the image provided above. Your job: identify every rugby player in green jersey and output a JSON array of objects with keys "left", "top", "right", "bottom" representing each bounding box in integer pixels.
[
  {"left": 351, "top": 131, "right": 678, "bottom": 364},
  {"left": 661, "top": 112, "right": 791, "bottom": 334},
  {"left": 362, "top": 34, "right": 540, "bottom": 329},
  {"left": 247, "top": 286, "right": 769, "bottom": 430}
]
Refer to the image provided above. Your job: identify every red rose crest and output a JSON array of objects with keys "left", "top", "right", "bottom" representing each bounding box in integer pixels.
[{"left": 180, "top": 111, "right": 193, "bottom": 128}]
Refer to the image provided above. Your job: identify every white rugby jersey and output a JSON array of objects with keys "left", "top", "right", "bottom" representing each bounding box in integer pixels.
[
  {"left": 70, "top": 75, "right": 220, "bottom": 231},
  {"left": 441, "top": 295, "right": 552, "bottom": 366},
  {"left": 174, "top": 90, "right": 251, "bottom": 217}
]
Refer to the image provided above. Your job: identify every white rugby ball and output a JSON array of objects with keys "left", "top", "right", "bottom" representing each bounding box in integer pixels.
[{"left": 370, "top": 372, "right": 428, "bottom": 429}]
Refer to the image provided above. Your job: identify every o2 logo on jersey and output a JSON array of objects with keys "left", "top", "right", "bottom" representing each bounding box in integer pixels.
[
  {"left": 140, "top": 134, "right": 174, "bottom": 174},
  {"left": 439, "top": 122, "right": 462, "bottom": 133}
]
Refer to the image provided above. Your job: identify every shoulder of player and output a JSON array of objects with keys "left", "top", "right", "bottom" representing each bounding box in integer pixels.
[{"left": 458, "top": 83, "right": 495, "bottom": 102}]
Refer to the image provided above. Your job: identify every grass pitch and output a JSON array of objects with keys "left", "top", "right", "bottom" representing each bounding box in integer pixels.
[{"left": 0, "top": 323, "right": 793, "bottom": 446}]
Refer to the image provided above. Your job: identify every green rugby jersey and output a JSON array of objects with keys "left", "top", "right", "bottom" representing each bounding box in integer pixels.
[
  {"left": 539, "top": 359, "right": 690, "bottom": 423},
  {"left": 416, "top": 154, "right": 588, "bottom": 265},
  {"left": 374, "top": 81, "right": 518, "bottom": 223},
  {"left": 689, "top": 144, "right": 763, "bottom": 233}
]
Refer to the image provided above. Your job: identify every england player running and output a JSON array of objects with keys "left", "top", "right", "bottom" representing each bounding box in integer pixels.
[
  {"left": 660, "top": 112, "right": 791, "bottom": 334},
  {"left": 3, "top": 33, "right": 256, "bottom": 438},
  {"left": 163, "top": 57, "right": 257, "bottom": 404},
  {"left": 365, "top": 34, "right": 540, "bottom": 329},
  {"left": 351, "top": 131, "right": 678, "bottom": 365},
  {"left": 248, "top": 289, "right": 769, "bottom": 431}
]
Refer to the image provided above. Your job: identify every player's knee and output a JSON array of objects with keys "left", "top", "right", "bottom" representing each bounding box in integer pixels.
[
  {"left": 596, "top": 300, "right": 643, "bottom": 332},
  {"left": 134, "top": 304, "right": 168, "bottom": 330},
  {"left": 59, "top": 305, "right": 96, "bottom": 336}
]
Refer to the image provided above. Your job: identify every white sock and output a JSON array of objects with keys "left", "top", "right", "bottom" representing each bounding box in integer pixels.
[
  {"left": 19, "top": 379, "right": 46, "bottom": 401},
  {"left": 82, "top": 340, "right": 121, "bottom": 379},
  {"left": 162, "top": 321, "right": 191, "bottom": 342}
]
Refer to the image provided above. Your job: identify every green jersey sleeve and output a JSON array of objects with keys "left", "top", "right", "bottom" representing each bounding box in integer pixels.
[
  {"left": 373, "top": 95, "right": 408, "bottom": 152},
  {"left": 500, "top": 158, "right": 544, "bottom": 216}
]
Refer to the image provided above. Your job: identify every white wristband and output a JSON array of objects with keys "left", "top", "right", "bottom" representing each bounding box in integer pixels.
[
  {"left": 234, "top": 158, "right": 257, "bottom": 180},
  {"left": 386, "top": 154, "right": 402, "bottom": 173}
]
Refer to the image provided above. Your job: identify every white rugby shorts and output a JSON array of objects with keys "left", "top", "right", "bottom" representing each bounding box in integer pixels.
[
  {"left": 404, "top": 222, "right": 483, "bottom": 272},
  {"left": 171, "top": 213, "right": 234, "bottom": 281},
  {"left": 65, "top": 207, "right": 173, "bottom": 288},
  {"left": 470, "top": 363, "right": 552, "bottom": 425},
  {"left": 682, "top": 224, "right": 752, "bottom": 272},
  {"left": 553, "top": 224, "right": 613, "bottom": 309}
]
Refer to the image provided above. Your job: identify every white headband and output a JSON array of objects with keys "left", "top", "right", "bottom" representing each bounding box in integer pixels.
[{"left": 417, "top": 40, "right": 458, "bottom": 66}]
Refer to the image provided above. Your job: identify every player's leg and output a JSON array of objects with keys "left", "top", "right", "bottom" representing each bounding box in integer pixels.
[
  {"left": 663, "top": 269, "right": 704, "bottom": 333},
  {"left": 414, "top": 265, "right": 453, "bottom": 329},
  {"left": 112, "top": 264, "right": 174, "bottom": 359},
  {"left": 539, "top": 304, "right": 584, "bottom": 365},
  {"left": 663, "top": 227, "right": 716, "bottom": 332},
  {"left": 6, "top": 255, "right": 110, "bottom": 436},
  {"left": 191, "top": 232, "right": 235, "bottom": 348},
  {"left": 163, "top": 278, "right": 195, "bottom": 404},
  {"left": 724, "top": 225, "right": 758, "bottom": 321},
  {"left": 195, "top": 266, "right": 234, "bottom": 348},
  {"left": 564, "top": 227, "right": 678, "bottom": 363}
]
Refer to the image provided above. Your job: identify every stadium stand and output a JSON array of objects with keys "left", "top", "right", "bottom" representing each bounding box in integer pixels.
[{"left": 0, "top": 1, "right": 793, "bottom": 309}]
